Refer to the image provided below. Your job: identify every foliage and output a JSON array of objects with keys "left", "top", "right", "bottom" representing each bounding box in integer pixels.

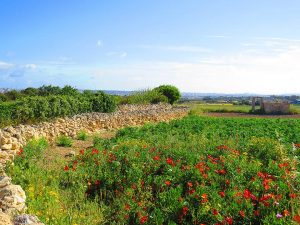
[
  {"left": 77, "top": 130, "right": 88, "bottom": 141},
  {"left": 119, "top": 89, "right": 168, "bottom": 105},
  {"left": 0, "top": 92, "right": 116, "bottom": 127},
  {"left": 9, "top": 116, "right": 300, "bottom": 224},
  {"left": 56, "top": 135, "right": 73, "bottom": 147},
  {"left": 154, "top": 85, "right": 181, "bottom": 105},
  {"left": 7, "top": 138, "right": 104, "bottom": 225}
]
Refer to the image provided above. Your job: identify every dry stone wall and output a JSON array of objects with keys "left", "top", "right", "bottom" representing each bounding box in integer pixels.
[{"left": 0, "top": 104, "right": 189, "bottom": 224}]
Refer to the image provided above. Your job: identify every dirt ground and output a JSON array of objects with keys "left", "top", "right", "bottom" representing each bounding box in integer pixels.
[
  {"left": 42, "top": 130, "right": 116, "bottom": 169},
  {"left": 204, "top": 112, "right": 300, "bottom": 119}
]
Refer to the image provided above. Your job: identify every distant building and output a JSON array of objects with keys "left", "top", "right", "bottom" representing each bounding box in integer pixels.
[{"left": 291, "top": 99, "right": 300, "bottom": 104}]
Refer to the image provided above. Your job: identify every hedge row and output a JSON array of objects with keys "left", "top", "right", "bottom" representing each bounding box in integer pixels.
[{"left": 0, "top": 92, "right": 116, "bottom": 127}]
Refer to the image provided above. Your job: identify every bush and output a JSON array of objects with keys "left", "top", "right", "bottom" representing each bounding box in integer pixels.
[
  {"left": 119, "top": 89, "right": 168, "bottom": 105},
  {"left": 154, "top": 85, "right": 181, "bottom": 104},
  {"left": 56, "top": 135, "right": 73, "bottom": 147},
  {"left": 0, "top": 91, "right": 117, "bottom": 127},
  {"left": 77, "top": 130, "right": 88, "bottom": 141}
]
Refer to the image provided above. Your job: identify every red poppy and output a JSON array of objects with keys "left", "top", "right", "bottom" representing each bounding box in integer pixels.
[
  {"left": 140, "top": 215, "right": 148, "bottom": 224},
  {"left": 283, "top": 210, "right": 289, "bottom": 217},
  {"left": 92, "top": 149, "right": 99, "bottom": 154},
  {"left": 187, "top": 182, "right": 193, "bottom": 187},
  {"left": 239, "top": 210, "right": 245, "bottom": 218},
  {"left": 165, "top": 180, "right": 171, "bottom": 186},
  {"left": 153, "top": 155, "right": 160, "bottom": 161},
  {"left": 243, "top": 189, "right": 251, "bottom": 199},
  {"left": 182, "top": 206, "right": 188, "bottom": 216},
  {"left": 212, "top": 209, "right": 219, "bottom": 215},
  {"left": 95, "top": 180, "right": 100, "bottom": 185},
  {"left": 79, "top": 149, "right": 84, "bottom": 155},
  {"left": 188, "top": 189, "right": 195, "bottom": 195},
  {"left": 124, "top": 204, "right": 130, "bottom": 210},
  {"left": 166, "top": 158, "right": 175, "bottom": 166},
  {"left": 294, "top": 215, "right": 300, "bottom": 224},
  {"left": 219, "top": 191, "right": 225, "bottom": 198},
  {"left": 64, "top": 165, "right": 69, "bottom": 171},
  {"left": 225, "top": 217, "right": 233, "bottom": 224}
]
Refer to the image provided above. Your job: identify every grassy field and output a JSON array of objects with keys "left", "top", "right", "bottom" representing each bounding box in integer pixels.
[
  {"left": 181, "top": 102, "right": 300, "bottom": 115},
  {"left": 7, "top": 115, "right": 300, "bottom": 224}
]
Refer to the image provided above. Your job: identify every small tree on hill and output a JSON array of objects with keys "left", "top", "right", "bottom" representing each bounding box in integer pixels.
[{"left": 154, "top": 85, "right": 181, "bottom": 105}]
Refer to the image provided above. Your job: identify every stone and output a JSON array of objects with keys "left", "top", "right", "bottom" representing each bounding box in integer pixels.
[
  {"left": 0, "top": 176, "right": 11, "bottom": 188},
  {"left": 14, "top": 214, "right": 44, "bottom": 225},
  {"left": 0, "top": 185, "right": 26, "bottom": 215},
  {"left": 1, "top": 144, "right": 12, "bottom": 151},
  {"left": 0, "top": 211, "right": 12, "bottom": 225},
  {"left": 65, "top": 151, "right": 76, "bottom": 158}
]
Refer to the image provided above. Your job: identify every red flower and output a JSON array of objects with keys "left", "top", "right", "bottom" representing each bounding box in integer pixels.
[
  {"left": 243, "top": 189, "right": 251, "bottom": 199},
  {"left": 187, "top": 182, "right": 193, "bottom": 187},
  {"left": 92, "top": 149, "right": 99, "bottom": 154},
  {"left": 225, "top": 217, "right": 233, "bottom": 224},
  {"left": 283, "top": 210, "right": 289, "bottom": 217},
  {"left": 254, "top": 210, "right": 260, "bottom": 216},
  {"left": 140, "top": 215, "right": 148, "bottom": 224},
  {"left": 64, "top": 165, "right": 69, "bottom": 171},
  {"left": 219, "top": 191, "right": 225, "bottom": 198},
  {"left": 188, "top": 189, "right": 195, "bottom": 195},
  {"left": 293, "top": 215, "right": 300, "bottom": 224},
  {"left": 95, "top": 180, "right": 101, "bottom": 185},
  {"left": 182, "top": 206, "right": 188, "bottom": 216},
  {"left": 124, "top": 204, "right": 130, "bottom": 210},
  {"left": 215, "top": 169, "right": 226, "bottom": 175},
  {"left": 165, "top": 180, "right": 171, "bottom": 186},
  {"left": 153, "top": 155, "right": 160, "bottom": 161},
  {"left": 79, "top": 149, "right": 84, "bottom": 155},
  {"left": 212, "top": 209, "right": 219, "bottom": 215},
  {"left": 17, "top": 148, "right": 24, "bottom": 156},
  {"left": 239, "top": 210, "right": 245, "bottom": 218},
  {"left": 166, "top": 158, "right": 175, "bottom": 166}
]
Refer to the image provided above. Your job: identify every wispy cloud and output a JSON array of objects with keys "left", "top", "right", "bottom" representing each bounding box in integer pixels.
[
  {"left": 106, "top": 51, "right": 128, "bottom": 58},
  {"left": 24, "top": 64, "right": 37, "bottom": 70},
  {"left": 139, "top": 45, "right": 212, "bottom": 53},
  {"left": 0, "top": 61, "right": 14, "bottom": 69},
  {"left": 204, "top": 35, "right": 230, "bottom": 38}
]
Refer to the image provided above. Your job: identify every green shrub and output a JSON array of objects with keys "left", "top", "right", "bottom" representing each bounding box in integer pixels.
[
  {"left": 119, "top": 89, "right": 168, "bottom": 105},
  {"left": 154, "top": 85, "right": 181, "bottom": 104},
  {"left": 56, "top": 135, "right": 73, "bottom": 147},
  {"left": 77, "top": 130, "right": 88, "bottom": 141},
  {"left": 0, "top": 91, "right": 116, "bottom": 127}
]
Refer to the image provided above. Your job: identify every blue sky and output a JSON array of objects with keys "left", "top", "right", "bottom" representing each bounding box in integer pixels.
[{"left": 1, "top": 0, "right": 300, "bottom": 94}]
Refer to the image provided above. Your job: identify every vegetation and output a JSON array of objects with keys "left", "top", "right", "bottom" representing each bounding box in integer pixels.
[
  {"left": 183, "top": 102, "right": 300, "bottom": 115},
  {"left": 154, "top": 85, "right": 181, "bottom": 105},
  {"left": 118, "top": 89, "right": 168, "bottom": 105},
  {"left": 56, "top": 135, "right": 73, "bottom": 147},
  {"left": 8, "top": 115, "right": 300, "bottom": 224},
  {"left": 77, "top": 130, "right": 88, "bottom": 141},
  {"left": 0, "top": 91, "right": 116, "bottom": 127}
]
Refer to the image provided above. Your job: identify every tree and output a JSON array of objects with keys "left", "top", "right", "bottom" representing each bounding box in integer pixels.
[{"left": 154, "top": 85, "right": 181, "bottom": 105}]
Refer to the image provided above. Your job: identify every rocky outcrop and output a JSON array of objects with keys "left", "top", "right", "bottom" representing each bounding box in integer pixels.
[{"left": 0, "top": 104, "right": 189, "bottom": 224}]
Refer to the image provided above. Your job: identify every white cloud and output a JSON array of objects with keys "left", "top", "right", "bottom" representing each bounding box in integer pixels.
[
  {"left": 91, "top": 40, "right": 300, "bottom": 94},
  {"left": 106, "top": 51, "right": 127, "bottom": 58},
  {"left": 24, "top": 64, "right": 37, "bottom": 70},
  {"left": 139, "top": 45, "right": 212, "bottom": 53},
  {"left": 0, "top": 61, "right": 14, "bottom": 69}
]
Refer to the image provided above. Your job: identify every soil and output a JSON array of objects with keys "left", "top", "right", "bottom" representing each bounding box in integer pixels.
[
  {"left": 203, "top": 112, "right": 300, "bottom": 119},
  {"left": 41, "top": 130, "right": 116, "bottom": 169}
]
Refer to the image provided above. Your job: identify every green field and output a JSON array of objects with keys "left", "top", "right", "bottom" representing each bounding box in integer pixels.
[
  {"left": 181, "top": 102, "right": 300, "bottom": 115},
  {"left": 7, "top": 115, "right": 300, "bottom": 224}
]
